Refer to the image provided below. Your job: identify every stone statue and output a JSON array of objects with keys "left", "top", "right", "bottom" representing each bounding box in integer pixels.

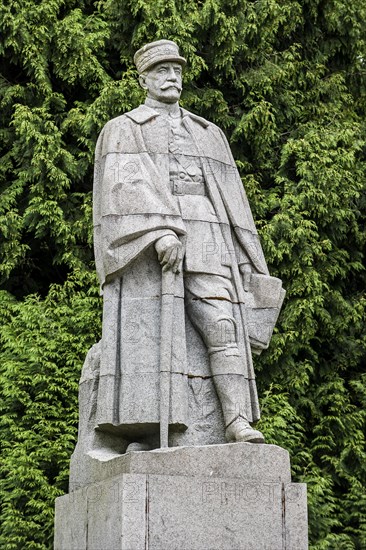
[
  {"left": 55, "top": 42, "right": 310, "bottom": 550},
  {"left": 73, "top": 40, "right": 285, "bottom": 467}
]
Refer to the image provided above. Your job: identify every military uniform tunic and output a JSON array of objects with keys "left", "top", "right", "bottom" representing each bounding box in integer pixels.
[{"left": 164, "top": 108, "right": 232, "bottom": 278}]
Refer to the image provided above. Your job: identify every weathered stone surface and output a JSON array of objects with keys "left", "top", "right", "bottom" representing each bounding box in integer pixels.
[
  {"left": 56, "top": 444, "right": 308, "bottom": 550},
  {"left": 70, "top": 442, "right": 291, "bottom": 491},
  {"left": 284, "top": 483, "right": 309, "bottom": 549},
  {"left": 147, "top": 474, "right": 284, "bottom": 550},
  {"left": 54, "top": 486, "right": 87, "bottom": 549}
]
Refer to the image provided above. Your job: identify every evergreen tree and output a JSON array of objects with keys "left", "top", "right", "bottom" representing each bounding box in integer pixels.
[{"left": 0, "top": 0, "right": 365, "bottom": 547}]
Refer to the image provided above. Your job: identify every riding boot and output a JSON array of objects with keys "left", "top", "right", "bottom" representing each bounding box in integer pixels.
[{"left": 210, "top": 351, "right": 265, "bottom": 444}]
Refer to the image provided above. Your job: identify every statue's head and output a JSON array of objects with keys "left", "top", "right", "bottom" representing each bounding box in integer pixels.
[{"left": 134, "top": 40, "right": 186, "bottom": 104}]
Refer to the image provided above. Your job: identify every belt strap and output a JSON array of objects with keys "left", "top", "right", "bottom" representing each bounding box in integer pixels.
[{"left": 171, "top": 179, "right": 206, "bottom": 196}]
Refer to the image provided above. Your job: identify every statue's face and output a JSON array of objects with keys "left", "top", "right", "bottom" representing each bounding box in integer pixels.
[{"left": 140, "top": 61, "right": 183, "bottom": 103}]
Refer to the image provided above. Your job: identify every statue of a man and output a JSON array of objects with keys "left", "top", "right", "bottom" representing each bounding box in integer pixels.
[{"left": 92, "top": 40, "right": 284, "bottom": 453}]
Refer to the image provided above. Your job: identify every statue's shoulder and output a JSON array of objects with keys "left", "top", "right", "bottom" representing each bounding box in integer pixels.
[
  {"left": 124, "top": 104, "right": 158, "bottom": 124},
  {"left": 96, "top": 106, "right": 153, "bottom": 152},
  {"left": 97, "top": 113, "right": 129, "bottom": 144},
  {"left": 182, "top": 109, "right": 234, "bottom": 165},
  {"left": 95, "top": 106, "right": 159, "bottom": 157},
  {"left": 100, "top": 105, "right": 157, "bottom": 134},
  {"left": 182, "top": 108, "right": 227, "bottom": 138},
  {"left": 181, "top": 108, "right": 212, "bottom": 130}
]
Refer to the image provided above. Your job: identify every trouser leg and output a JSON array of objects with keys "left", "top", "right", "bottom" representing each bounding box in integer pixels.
[{"left": 184, "top": 274, "right": 264, "bottom": 443}]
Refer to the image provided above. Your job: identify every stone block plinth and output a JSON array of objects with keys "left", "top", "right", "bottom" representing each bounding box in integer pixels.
[{"left": 55, "top": 443, "right": 308, "bottom": 550}]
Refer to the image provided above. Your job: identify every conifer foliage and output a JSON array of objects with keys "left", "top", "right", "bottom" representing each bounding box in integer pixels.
[{"left": 0, "top": 0, "right": 365, "bottom": 547}]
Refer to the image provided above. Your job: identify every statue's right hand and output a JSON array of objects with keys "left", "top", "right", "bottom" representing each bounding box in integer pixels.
[{"left": 155, "top": 235, "right": 183, "bottom": 273}]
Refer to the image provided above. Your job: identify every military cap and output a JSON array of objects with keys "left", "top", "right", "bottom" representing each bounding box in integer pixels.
[{"left": 134, "top": 39, "right": 186, "bottom": 74}]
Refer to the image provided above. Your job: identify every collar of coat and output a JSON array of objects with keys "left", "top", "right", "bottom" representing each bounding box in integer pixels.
[{"left": 124, "top": 104, "right": 210, "bottom": 128}]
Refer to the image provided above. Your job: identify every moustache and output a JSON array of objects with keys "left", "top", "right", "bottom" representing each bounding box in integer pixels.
[{"left": 160, "top": 84, "right": 182, "bottom": 92}]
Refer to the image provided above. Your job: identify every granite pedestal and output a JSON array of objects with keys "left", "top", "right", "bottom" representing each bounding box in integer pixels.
[{"left": 54, "top": 443, "right": 307, "bottom": 550}]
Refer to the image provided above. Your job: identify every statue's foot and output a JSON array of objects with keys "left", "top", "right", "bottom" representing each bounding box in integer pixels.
[
  {"left": 225, "top": 418, "right": 265, "bottom": 444},
  {"left": 125, "top": 441, "right": 151, "bottom": 453}
]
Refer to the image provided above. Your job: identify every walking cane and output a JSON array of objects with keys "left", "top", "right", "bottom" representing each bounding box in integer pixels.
[{"left": 159, "top": 268, "right": 176, "bottom": 448}]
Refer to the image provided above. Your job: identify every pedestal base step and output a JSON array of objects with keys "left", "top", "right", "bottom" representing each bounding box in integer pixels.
[{"left": 55, "top": 443, "right": 308, "bottom": 550}]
